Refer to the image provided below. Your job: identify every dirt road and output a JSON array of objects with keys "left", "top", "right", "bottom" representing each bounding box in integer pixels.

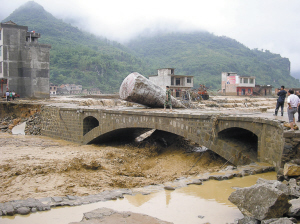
[{"left": 0, "top": 132, "right": 226, "bottom": 203}]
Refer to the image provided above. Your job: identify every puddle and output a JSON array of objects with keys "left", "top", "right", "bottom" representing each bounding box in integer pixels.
[{"left": 1, "top": 172, "right": 277, "bottom": 224}]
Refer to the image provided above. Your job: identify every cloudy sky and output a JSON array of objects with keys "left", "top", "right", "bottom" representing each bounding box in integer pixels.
[{"left": 1, "top": 0, "right": 300, "bottom": 77}]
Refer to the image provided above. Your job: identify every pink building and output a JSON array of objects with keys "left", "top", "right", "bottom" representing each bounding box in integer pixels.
[{"left": 221, "top": 72, "right": 255, "bottom": 96}]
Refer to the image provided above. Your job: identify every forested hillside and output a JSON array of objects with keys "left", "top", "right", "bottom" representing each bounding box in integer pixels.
[
  {"left": 2, "top": 1, "right": 145, "bottom": 93},
  {"left": 2, "top": 1, "right": 299, "bottom": 92},
  {"left": 126, "top": 32, "right": 296, "bottom": 89}
]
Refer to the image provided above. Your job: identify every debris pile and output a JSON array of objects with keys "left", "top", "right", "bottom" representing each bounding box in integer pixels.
[{"left": 0, "top": 112, "right": 42, "bottom": 135}]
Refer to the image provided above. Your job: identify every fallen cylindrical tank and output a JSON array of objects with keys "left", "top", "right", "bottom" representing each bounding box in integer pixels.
[{"left": 119, "top": 72, "right": 185, "bottom": 108}]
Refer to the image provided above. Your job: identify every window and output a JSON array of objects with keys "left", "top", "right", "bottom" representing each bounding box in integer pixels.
[
  {"left": 187, "top": 78, "right": 191, "bottom": 83},
  {"left": 0, "top": 62, "right": 2, "bottom": 73},
  {"left": 248, "top": 89, "right": 251, "bottom": 93},
  {"left": 244, "top": 78, "right": 248, "bottom": 83},
  {"left": 250, "top": 79, "right": 254, "bottom": 84},
  {"left": 176, "top": 78, "right": 180, "bottom": 85}
]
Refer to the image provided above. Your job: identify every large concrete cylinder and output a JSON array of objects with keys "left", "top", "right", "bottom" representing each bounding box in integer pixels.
[{"left": 119, "top": 72, "right": 185, "bottom": 108}]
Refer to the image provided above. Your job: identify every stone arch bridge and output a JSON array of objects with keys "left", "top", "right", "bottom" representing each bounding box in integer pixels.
[{"left": 41, "top": 106, "right": 285, "bottom": 169}]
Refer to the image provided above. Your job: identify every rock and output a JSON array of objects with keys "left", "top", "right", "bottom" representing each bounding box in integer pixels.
[
  {"left": 209, "top": 173, "right": 234, "bottom": 180},
  {"left": 288, "top": 198, "right": 300, "bottom": 217},
  {"left": 284, "top": 163, "right": 300, "bottom": 176},
  {"left": 291, "top": 159, "right": 300, "bottom": 165},
  {"left": 256, "top": 178, "right": 290, "bottom": 196},
  {"left": 83, "top": 207, "right": 116, "bottom": 220},
  {"left": 31, "top": 208, "right": 37, "bottom": 213},
  {"left": 119, "top": 72, "right": 185, "bottom": 108},
  {"left": 261, "top": 217, "right": 297, "bottom": 223},
  {"left": 66, "top": 195, "right": 77, "bottom": 200},
  {"left": 51, "top": 197, "right": 63, "bottom": 203},
  {"left": 228, "top": 183, "right": 291, "bottom": 220},
  {"left": 187, "top": 179, "right": 202, "bottom": 185},
  {"left": 69, "top": 207, "right": 173, "bottom": 224},
  {"left": 236, "top": 216, "right": 260, "bottom": 224},
  {"left": 288, "top": 179, "right": 300, "bottom": 198},
  {"left": 164, "top": 186, "right": 176, "bottom": 191},
  {"left": 222, "top": 165, "right": 236, "bottom": 171},
  {"left": 1, "top": 203, "right": 15, "bottom": 216},
  {"left": 16, "top": 207, "right": 31, "bottom": 215}
]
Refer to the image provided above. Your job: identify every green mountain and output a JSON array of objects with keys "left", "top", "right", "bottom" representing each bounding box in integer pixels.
[
  {"left": 2, "top": 1, "right": 299, "bottom": 92},
  {"left": 2, "top": 1, "right": 145, "bottom": 93},
  {"left": 126, "top": 32, "right": 296, "bottom": 89}
]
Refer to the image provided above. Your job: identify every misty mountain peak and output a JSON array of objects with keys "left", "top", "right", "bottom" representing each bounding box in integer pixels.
[
  {"left": 18, "top": 1, "right": 45, "bottom": 12},
  {"left": 3, "top": 1, "right": 50, "bottom": 23}
]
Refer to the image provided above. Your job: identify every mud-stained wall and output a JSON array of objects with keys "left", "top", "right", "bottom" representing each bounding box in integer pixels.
[
  {"left": 41, "top": 107, "right": 83, "bottom": 143},
  {"left": 40, "top": 105, "right": 285, "bottom": 169},
  {"left": 0, "top": 102, "right": 41, "bottom": 119}
]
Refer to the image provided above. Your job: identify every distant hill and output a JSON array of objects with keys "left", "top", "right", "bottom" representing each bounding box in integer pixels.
[
  {"left": 2, "top": 1, "right": 299, "bottom": 92},
  {"left": 126, "top": 32, "right": 297, "bottom": 89},
  {"left": 2, "top": 1, "right": 145, "bottom": 93}
]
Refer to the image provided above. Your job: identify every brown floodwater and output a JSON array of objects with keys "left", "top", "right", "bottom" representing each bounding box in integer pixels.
[{"left": 1, "top": 172, "right": 277, "bottom": 224}]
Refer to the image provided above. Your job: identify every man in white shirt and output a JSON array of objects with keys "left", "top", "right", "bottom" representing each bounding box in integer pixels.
[{"left": 287, "top": 89, "right": 300, "bottom": 131}]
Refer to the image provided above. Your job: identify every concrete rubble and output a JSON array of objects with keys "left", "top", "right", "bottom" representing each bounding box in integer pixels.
[{"left": 119, "top": 72, "right": 185, "bottom": 108}]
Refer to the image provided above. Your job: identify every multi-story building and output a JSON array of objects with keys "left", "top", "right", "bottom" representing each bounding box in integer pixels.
[
  {"left": 221, "top": 72, "right": 255, "bottom": 96},
  {"left": 149, "top": 68, "right": 193, "bottom": 97},
  {"left": 0, "top": 21, "right": 51, "bottom": 98},
  {"left": 50, "top": 84, "right": 58, "bottom": 95},
  {"left": 57, "top": 84, "right": 83, "bottom": 95}
]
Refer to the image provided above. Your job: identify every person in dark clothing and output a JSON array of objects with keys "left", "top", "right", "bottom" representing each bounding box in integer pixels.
[
  {"left": 274, "top": 86, "right": 287, "bottom": 116},
  {"left": 297, "top": 91, "right": 300, "bottom": 122}
]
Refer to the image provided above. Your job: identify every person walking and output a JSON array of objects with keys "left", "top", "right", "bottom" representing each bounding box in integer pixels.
[
  {"left": 287, "top": 89, "right": 300, "bottom": 131},
  {"left": 164, "top": 86, "right": 172, "bottom": 112},
  {"left": 274, "top": 86, "right": 287, "bottom": 116},
  {"left": 5, "top": 90, "right": 10, "bottom": 101}
]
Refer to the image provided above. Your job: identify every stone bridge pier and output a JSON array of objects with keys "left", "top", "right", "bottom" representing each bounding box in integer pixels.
[{"left": 41, "top": 106, "right": 285, "bottom": 169}]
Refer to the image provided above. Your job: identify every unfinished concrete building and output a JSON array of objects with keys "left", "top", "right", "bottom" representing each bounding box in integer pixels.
[
  {"left": 149, "top": 68, "right": 194, "bottom": 98},
  {"left": 0, "top": 21, "right": 51, "bottom": 98}
]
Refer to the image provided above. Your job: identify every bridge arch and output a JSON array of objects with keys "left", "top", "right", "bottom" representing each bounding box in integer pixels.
[
  {"left": 83, "top": 116, "right": 99, "bottom": 135},
  {"left": 217, "top": 127, "right": 258, "bottom": 163},
  {"left": 217, "top": 119, "right": 262, "bottom": 137}
]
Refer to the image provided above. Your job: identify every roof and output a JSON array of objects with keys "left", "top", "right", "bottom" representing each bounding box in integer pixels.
[{"left": 3, "top": 21, "right": 17, "bottom": 25}]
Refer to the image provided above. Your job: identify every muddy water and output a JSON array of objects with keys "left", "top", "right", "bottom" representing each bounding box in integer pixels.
[{"left": 1, "top": 172, "right": 276, "bottom": 224}]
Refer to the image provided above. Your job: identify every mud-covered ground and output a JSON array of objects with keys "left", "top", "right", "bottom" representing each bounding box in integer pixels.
[{"left": 0, "top": 132, "right": 227, "bottom": 203}]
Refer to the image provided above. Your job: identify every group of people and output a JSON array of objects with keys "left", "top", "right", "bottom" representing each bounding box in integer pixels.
[
  {"left": 274, "top": 86, "right": 300, "bottom": 131},
  {"left": 5, "top": 90, "right": 16, "bottom": 101}
]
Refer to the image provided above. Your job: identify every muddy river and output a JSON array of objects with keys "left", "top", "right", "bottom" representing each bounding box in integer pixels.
[{"left": 1, "top": 172, "right": 276, "bottom": 224}]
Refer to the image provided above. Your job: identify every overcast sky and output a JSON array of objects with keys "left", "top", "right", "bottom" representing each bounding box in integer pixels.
[{"left": 1, "top": 0, "right": 300, "bottom": 77}]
